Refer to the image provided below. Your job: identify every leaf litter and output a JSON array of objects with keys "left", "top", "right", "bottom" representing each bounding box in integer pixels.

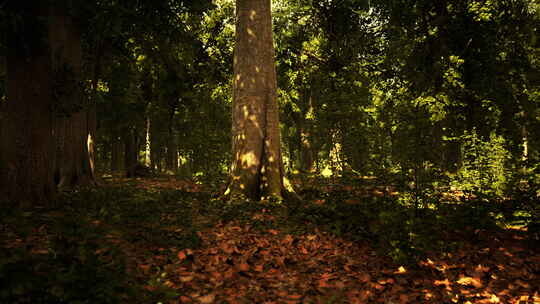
[{"left": 1, "top": 178, "right": 538, "bottom": 303}]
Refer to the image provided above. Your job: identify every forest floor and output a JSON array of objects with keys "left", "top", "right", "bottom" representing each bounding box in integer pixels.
[{"left": 1, "top": 177, "right": 539, "bottom": 304}]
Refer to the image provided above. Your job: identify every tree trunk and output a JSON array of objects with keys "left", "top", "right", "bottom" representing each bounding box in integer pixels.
[
  {"left": 125, "top": 128, "right": 138, "bottom": 178},
  {"left": 145, "top": 117, "right": 152, "bottom": 166},
  {"left": 299, "top": 91, "right": 316, "bottom": 173},
  {"left": 111, "top": 130, "right": 124, "bottom": 175},
  {"left": 49, "top": 7, "right": 95, "bottom": 189},
  {"left": 87, "top": 89, "right": 97, "bottom": 181},
  {"left": 166, "top": 110, "right": 178, "bottom": 174},
  {"left": 227, "top": 0, "right": 286, "bottom": 200},
  {"left": 0, "top": 5, "right": 56, "bottom": 206}
]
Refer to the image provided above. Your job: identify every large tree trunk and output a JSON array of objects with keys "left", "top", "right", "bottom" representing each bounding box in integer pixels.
[
  {"left": 0, "top": 5, "right": 56, "bottom": 206},
  {"left": 227, "top": 0, "right": 285, "bottom": 200},
  {"left": 49, "top": 7, "right": 95, "bottom": 189},
  {"left": 87, "top": 88, "right": 97, "bottom": 181}
]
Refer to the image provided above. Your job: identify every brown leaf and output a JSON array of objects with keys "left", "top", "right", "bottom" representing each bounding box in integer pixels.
[
  {"left": 198, "top": 294, "right": 215, "bottom": 304},
  {"left": 318, "top": 279, "right": 332, "bottom": 288},
  {"left": 238, "top": 262, "right": 250, "bottom": 272},
  {"left": 359, "top": 289, "right": 372, "bottom": 301},
  {"left": 456, "top": 276, "right": 483, "bottom": 288},
  {"left": 475, "top": 264, "right": 490, "bottom": 273},
  {"left": 395, "top": 266, "right": 407, "bottom": 274},
  {"left": 371, "top": 283, "right": 385, "bottom": 291},
  {"left": 254, "top": 264, "right": 264, "bottom": 272},
  {"left": 179, "top": 275, "right": 194, "bottom": 282},
  {"left": 358, "top": 273, "right": 371, "bottom": 283},
  {"left": 288, "top": 294, "right": 302, "bottom": 300},
  {"left": 399, "top": 294, "right": 410, "bottom": 303},
  {"left": 268, "top": 229, "right": 279, "bottom": 235}
]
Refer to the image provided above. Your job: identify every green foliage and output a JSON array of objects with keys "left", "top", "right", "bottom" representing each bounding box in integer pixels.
[
  {"left": 451, "top": 130, "right": 510, "bottom": 196},
  {"left": 0, "top": 183, "right": 210, "bottom": 303},
  {"left": 0, "top": 219, "right": 134, "bottom": 304},
  {"left": 285, "top": 182, "right": 505, "bottom": 265}
]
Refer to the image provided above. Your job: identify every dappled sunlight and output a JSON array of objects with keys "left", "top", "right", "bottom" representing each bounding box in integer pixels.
[
  {"left": 3, "top": 178, "right": 538, "bottom": 303},
  {"left": 154, "top": 218, "right": 539, "bottom": 303},
  {"left": 246, "top": 28, "right": 256, "bottom": 38},
  {"left": 239, "top": 151, "right": 258, "bottom": 169},
  {"left": 249, "top": 9, "right": 257, "bottom": 21}
]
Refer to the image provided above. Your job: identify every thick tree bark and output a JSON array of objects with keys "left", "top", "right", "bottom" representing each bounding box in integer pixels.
[
  {"left": 49, "top": 7, "right": 95, "bottom": 189},
  {"left": 227, "top": 0, "right": 286, "bottom": 200},
  {"left": 0, "top": 5, "right": 56, "bottom": 206}
]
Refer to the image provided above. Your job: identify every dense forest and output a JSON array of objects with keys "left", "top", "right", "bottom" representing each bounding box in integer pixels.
[{"left": 0, "top": 0, "right": 539, "bottom": 303}]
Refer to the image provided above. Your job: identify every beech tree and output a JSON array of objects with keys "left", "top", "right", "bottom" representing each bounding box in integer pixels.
[{"left": 226, "top": 0, "right": 286, "bottom": 200}]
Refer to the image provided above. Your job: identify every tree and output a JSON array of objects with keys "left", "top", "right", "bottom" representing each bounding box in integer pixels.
[
  {"left": 226, "top": 0, "right": 286, "bottom": 200},
  {"left": 50, "top": 5, "right": 96, "bottom": 189},
  {"left": 0, "top": 4, "right": 56, "bottom": 206}
]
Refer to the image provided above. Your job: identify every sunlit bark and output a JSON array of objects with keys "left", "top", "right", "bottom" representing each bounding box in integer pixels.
[
  {"left": 50, "top": 7, "right": 96, "bottom": 189},
  {"left": 227, "top": 0, "right": 286, "bottom": 200},
  {"left": 145, "top": 117, "right": 152, "bottom": 166}
]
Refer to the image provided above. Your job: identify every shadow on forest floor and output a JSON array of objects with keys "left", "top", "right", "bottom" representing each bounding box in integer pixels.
[{"left": 1, "top": 177, "right": 538, "bottom": 303}]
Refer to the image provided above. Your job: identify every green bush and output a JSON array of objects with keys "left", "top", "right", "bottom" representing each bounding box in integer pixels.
[{"left": 452, "top": 130, "right": 510, "bottom": 196}]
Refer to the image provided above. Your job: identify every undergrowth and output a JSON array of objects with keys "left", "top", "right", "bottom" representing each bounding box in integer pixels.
[{"left": 1, "top": 178, "right": 537, "bottom": 302}]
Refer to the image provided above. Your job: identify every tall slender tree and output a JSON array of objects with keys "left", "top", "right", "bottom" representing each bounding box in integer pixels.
[{"left": 226, "top": 0, "right": 286, "bottom": 200}]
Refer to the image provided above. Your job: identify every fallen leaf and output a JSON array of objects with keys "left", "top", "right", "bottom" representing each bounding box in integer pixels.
[
  {"left": 180, "top": 275, "right": 194, "bottom": 282},
  {"left": 268, "top": 229, "right": 279, "bottom": 235},
  {"left": 288, "top": 294, "right": 302, "bottom": 300},
  {"left": 456, "top": 276, "right": 483, "bottom": 288},
  {"left": 254, "top": 264, "right": 264, "bottom": 272},
  {"left": 395, "top": 266, "right": 407, "bottom": 274},
  {"left": 198, "top": 294, "right": 215, "bottom": 304},
  {"left": 359, "top": 273, "right": 371, "bottom": 283},
  {"left": 318, "top": 279, "right": 332, "bottom": 288},
  {"left": 238, "top": 262, "right": 250, "bottom": 272},
  {"left": 434, "top": 279, "right": 451, "bottom": 286}
]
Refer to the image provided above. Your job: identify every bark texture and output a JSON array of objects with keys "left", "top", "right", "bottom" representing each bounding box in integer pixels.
[
  {"left": 49, "top": 7, "right": 96, "bottom": 189},
  {"left": 228, "top": 0, "right": 285, "bottom": 200},
  {"left": 0, "top": 5, "right": 56, "bottom": 206}
]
